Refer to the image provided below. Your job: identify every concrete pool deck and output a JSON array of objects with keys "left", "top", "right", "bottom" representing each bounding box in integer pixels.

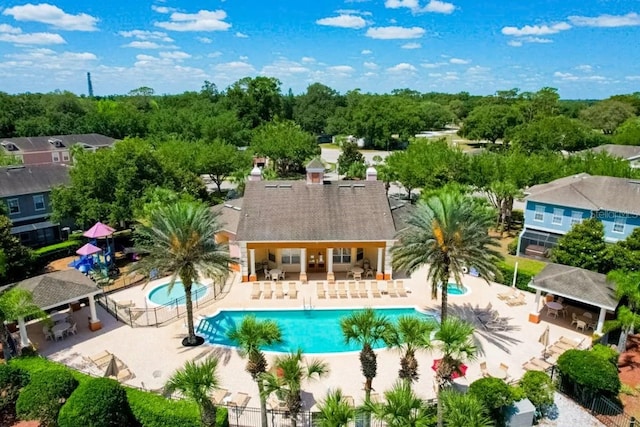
[{"left": 28, "top": 265, "right": 591, "bottom": 409}]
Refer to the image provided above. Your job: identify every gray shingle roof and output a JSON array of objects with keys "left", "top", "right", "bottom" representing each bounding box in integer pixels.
[
  {"left": 14, "top": 270, "right": 101, "bottom": 310},
  {"left": 211, "top": 198, "right": 243, "bottom": 235},
  {"left": 586, "top": 144, "right": 640, "bottom": 160},
  {"left": 525, "top": 174, "right": 640, "bottom": 215},
  {"left": 0, "top": 164, "right": 70, "bottom": 197},
  {"left": 235, "top": 180, "right": 396, "bottom": 241},
  {"left": 305, "top": 157, "right": 325, "bottom": 170},
  {"left": 1, "top": 133, "right": 116, "bottom": 154}
]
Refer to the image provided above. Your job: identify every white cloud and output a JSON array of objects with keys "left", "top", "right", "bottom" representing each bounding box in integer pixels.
[
  {"left": 118, "top": 30, "right": 173, "bottom": 42},
  {"left": 151, "top": 5, "right": 174, "bottom": 14},
  {"left": 123, "top": 41, "right": 165, "bottom": 49},
  {"left": 521, "top": 36, "right": 552, "bottom": 43},
  {"left": 260, "top": 59, "right": 310, "bottom": 77},
  {"left": 4, "top": 48, "right": 96, "bottom": 69},
  {"left": 159, "top": 51, "right": 191, "bottom": 60},
  {"left": 443, "top": 71, "right": 459, "bottom": 80},
  {"left": 0, "top": 24, "right": 22, "bottom": 34},
  {"left": 361, "top": 49, "right": 372, "bottom": 55},
  {"left": 336, "top": 9, "right": 373, "bottom": 16},
  {"left": 214, "top": 61, "right": 255, "bottom": 74},
  {"left": 387, "top": 62, "right": 417, "bottom": 72},
  {"left": 366, "top": 26, "right": 425, "bottom": 39},
  {"left": 239, "top": 55, "right": 249, "bottom": 61},
  {"left": 421, "top": 61, "right": 447, "bottom": 68},
  {"left": 575, "top": 64, "right": 593, "bottom": 72},
  {"left": 554, "top": 71, "right": 607, "bottom": 82},
  {"left": 501, "top": 22, "right": 571, "bottom": 36},
  {"left": 235, "top": 32, "right": 248, "bottom": 38},
  {"left": 384, "top": 0, "right": 455, "bottom": 14},
  {"left": 466, "top": 65, "right": 490, "bottom": 74},
  {"left": 507, "top": 40, "right": 522, "bottom": 47},
  {"left": 569, "top": 13, "right": 640, "bottom": 28},
  {"left": 626, "top": 75, "right": 640, "bottom": 81},
  {"left": 327, "top": 65, "right": 355, "bottom": 73},
  {"left": 316, "top": 14, "right": 367, "bottom": 29},
  {"left": 155, "top": 10, "right": 231, "bottom": 32},
  {"left": 401, "top": 42, "right": 421, "bottom": 49},
  {"left": 0, "top": 32, "right": 65, "bottom": 45},
  {"left": 197, "top": 37, "right": 212, "bottom": 44},
  {"left": 3, "top": 3, "right": 98, "bottom": 31},
  {"left": 301, "top": 56, "right": 316, "bottom": 63},
  {"left": 449, "top": 58, "right": 470, "bottom": 64},
  {"left": 423, "top": 0, "right": 455, "bottom": 14},
  {"left": 207, "top": 51, "right": 222, "bottom": 58},
  {"left": 363, "top": 61, "right": 378, "bottom": 69}
]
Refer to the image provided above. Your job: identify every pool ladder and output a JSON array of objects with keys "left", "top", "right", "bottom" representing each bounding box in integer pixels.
[{"left": 302, "top": 297, "right": 313, "bottom": 311}]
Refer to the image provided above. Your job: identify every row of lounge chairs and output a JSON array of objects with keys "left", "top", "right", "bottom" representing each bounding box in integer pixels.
[
  {"left": 317, "top": 280, "right": 408, "bottom": 299},
  {"left": 88, "top": 350, "right": 134, "bottom": 382},
  {"left": 497, "top": 288, "right": 526, "bottom": 306},
  {"left": 250, "top": 281, "right": 298, "bottom": 300},
  {"left": 211, "top": 389, "right": 251, "bottom": 409}
]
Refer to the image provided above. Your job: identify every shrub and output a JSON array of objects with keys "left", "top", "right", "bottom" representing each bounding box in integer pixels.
[
  {"left": 496, "top": 263, "right": 534, "bottom": 291},
  {"left": 0, "top": 364, "right": 30, "bottom": 411},
  {"left": 557, "top": 349, "right": 621, "bottom": 400},
  {"left": 507, "top": 239, "right": 518, "bottom": 255},
  {"left": 57, "top": 377, "right": 138, "bottom": 427},
  {"left": 469, "top": 377, "right": 516, "bottom": 422},
  {"left": 126, "top": 388, "right": 200, "bottom": 427},
  {"left": 519, "top": 371, "right": 554, "bottom": 415},
  {"left": 591, "top": 344, "right": 619, "bottom": 366},
  {"left": 15, "top": 368, "right": 78, "bottom": 426}
]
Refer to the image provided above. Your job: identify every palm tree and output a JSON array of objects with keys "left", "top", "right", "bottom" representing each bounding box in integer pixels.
[
  {"left": 261, "top": 349, "right": 329, "bottom": 427},
  {"left": 608, "top": 270, "right": 640, "bottom": 351},
  {"left": 134, "top": 201, "right": 234, "bottom": 346},
  {"left": 432, "top": 317, "right": 478, "bottom": 427},
  {"left": 384, "top": 315, "right": 437, "bottom": 382},
  {"left": 0, "top": 288, "right": 46, "bottom": 359},
  {"left": 164, "top": 356, "right": 222, "bottom": 427},
  {"left": 340, "top": 308, "right": 392, "bottom": 400},
  {"left": 392, "top": 191, "right": 501, "bottom": 321},
  {"left": 362, "top": 380, "right": 436, "bottom": 427},
  {"left": 440, "top": 389, "right": 493, "bottom": 427},
  {"left": 315, "top": 389, "right": 355, "bottom": 427},
  {"left": 227, "top": 315, "right": 283, "bottom": 427}
]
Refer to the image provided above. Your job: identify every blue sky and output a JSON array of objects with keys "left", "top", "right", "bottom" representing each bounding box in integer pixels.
[{"left": 0, "top": 1, "right": 639, "bottom": 99}]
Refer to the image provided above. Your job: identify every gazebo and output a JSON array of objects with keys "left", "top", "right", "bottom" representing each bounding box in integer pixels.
[{"left": 11, "top": 270, "right": 103, "bottom": 347}]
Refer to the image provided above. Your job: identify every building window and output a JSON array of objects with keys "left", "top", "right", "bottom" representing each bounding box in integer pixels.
[
  {"left": 33, "top": 194, "right": 45, "bottom": 211},
  {"left": 613, "top": 217, "right": 626, "bottom": 234},
  {"left": 552, "top": 208, "right": 563, "bottom": 225},
  {"left": 534, "top": 205, "right": 545, "bottom": 222},
  {"left": 7, "top": 199, "right": 19, "bottom": 214},
  {"left": 62, "top": 151, "right": 70, "bottom": 162},
  {"left": 281, "top": 249, "right": 301, "bottom": 265},
  {"left": 333, "top": 248, "right": 351, "bottom": 264},
  {"left": 570, "top": 211, "right": 582, "bottom": 226},
  {"left": 52, "top": 152, "right": 60, "bottom": 162}
]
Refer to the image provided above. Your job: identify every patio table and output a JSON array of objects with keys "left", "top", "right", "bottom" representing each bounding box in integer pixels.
[
  {"left": 50, "top": 312, "right": 69, "bottom": 324},
  {"left": 545, "top": 301, "right": 563, "bottom": 311},
  {"left": 269, "top": 269, "right": 281, "bottom": 280},
  {"left": 350, "top": 267, "right": 364, "bottom": 274},
  {"left": 51, "top": 322, "right": 70, "bottom": 335}
]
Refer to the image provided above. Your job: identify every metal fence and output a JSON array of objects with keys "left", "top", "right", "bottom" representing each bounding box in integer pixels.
[
  {"left": 97, "top": 281, "right": 226, "bottom": 327},
  {"left": 225, "top": 405, "right": 390, "bottom": 427}
]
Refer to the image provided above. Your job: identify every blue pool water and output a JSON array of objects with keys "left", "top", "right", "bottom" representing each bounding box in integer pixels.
[
  {"left": 147, "top": 281, "right": 207, "bottom": 306},
  {"left": 444, "top": 282, "right": 469, "bottom": 296},
  {"left": 197, "top": 307, "right": 437, "bottom": 353}
]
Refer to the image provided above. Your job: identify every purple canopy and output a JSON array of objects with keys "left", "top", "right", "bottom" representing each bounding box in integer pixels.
[
  {"left": 76, "top": 243, "right": 102, "bottom": 256},
  {"left": 83, "top": 222, "right": 115, "bottom": 239}
]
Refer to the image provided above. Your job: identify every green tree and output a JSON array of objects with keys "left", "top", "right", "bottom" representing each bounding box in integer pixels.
[
  {"left": 261, "top": 349, "right": 328, "bottom": 427},
  {"left": 226, "top": 315, "right": 283, "bottom": 427},
  {"left": 315, "top": 389, "right": 355, "bottom": 427},
  {"left": 468, "top": 377, "right": 516, "bottom": 423},
  {"left": 550, "top": 218, "right": 609, "bottom": 273},
  {"left": 440, "top": 390, "right": 493, "bottom": 427},
  {"left": 362, "top": 380, "right": 436, "bottom": 427},
  {"left": 613, "top": 117, "right": 640, "bottom": 145},
  {"left": 384, "top": 315, "right": 436, "bottom": 382},
  {"left": 508, "top": 116, "right": 604, "bottom": 152},
  {"left": 337, "top": 141, "right": 365, "bottom": 175},
  {"left": 340, "top": 308, "right": 393, "bottom": 400},
  {"left": 605, "top": 228, "right": 640, "bottom": 272},
  {"left": 0, "top": 214, "right": 33, "bottom": 285},
  {"left": 134, "top": 202, "right": 233, "bottom": 346},
  {"left": 0, "top": 289, "right": 45, "bottom": 360},
  {"left": 519, "top": 371, "right": 554, "bottom": 417},
  {"left": 392, "top": 191, "right": 501, "bottom": 321},
  {"left": 606, "top": 270, "right": 640, "bottom": 351},
  {"left": 197, "top": 140, "right": 251, "bottom": 193},
  {"left": 225, "top": 76, "right": 283, "bottom": 128},
  {"left": 164, "top": 356, "right": 222, "bottom": 427},
  {"left": 294, "top": 83, "right": 344, "bottom": 134},
  {"left": 580, "top": 100, "right": 636, "bottom": 134},
  {"left": 459, "top": 104, "right": 522, "bottom": 143}
]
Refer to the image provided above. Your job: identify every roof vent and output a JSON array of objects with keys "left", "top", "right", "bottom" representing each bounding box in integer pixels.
[
  {"left": 265, "top": 184, "right": 278, "bottom": 188},
  {"left": 48, "top": 138, "right": 64, "bottom": 148},
  {"left": 338, "top": 184, "right": 351, "bottom": 188},
  {"left": 1, "top": 142, "right": 17, "bottom": 151},
  {"left": 353, "top": 183, "right": 365, "bottom": 188},
  {"left": 278, "top": 184, "right": 292, "bottom": 188}
]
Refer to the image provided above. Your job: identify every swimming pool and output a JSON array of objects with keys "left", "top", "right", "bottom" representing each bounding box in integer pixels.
[
  {"left": 197, "top": 307, "right": 438, "bottom": 354},
  {"left": 147, "top": 281, "right": 208, "bottom": 306},
  {"left": 441, "top": 282, "right": 469, "bottom": 296}
]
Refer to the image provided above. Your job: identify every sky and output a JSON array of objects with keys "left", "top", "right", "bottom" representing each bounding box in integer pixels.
[{"left": 0, "top": 1, "right": 639, "bottom": 99}]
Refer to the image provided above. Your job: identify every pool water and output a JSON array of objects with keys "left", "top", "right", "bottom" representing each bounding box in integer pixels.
[
  {"left": 147, "top": 281, "right": 207, "bottom": 306},
  {"left": 444, "top": 282, "right": 469, "bottom": 296},
  {"left": 197, "top": 307, "right": 437, "bottom": 354}
]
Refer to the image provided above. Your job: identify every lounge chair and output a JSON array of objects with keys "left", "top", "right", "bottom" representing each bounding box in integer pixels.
[
  {"left": 337, "top": 282, "right": 348, "bottom": 298},
  {"left": 499, "top": 363, "right": 509, "bottom": 379},
  {"left": 262, "top": 282, "right": 273, "bottom": 299},
  {"left": 117, "top": 368, "right": 134, "bottom": 382},
  {"left": 506, "top": 293, "right": 526, "bottom": 306},
  {"left": 480, "top": 361, "right": 489, "bottom": 377},
  {"left": 89, "top": 351, "right": 112, "bottom": 368},
  {"left": 211, "top": 388, "right": 229, "bottom": 405},
  {"left": 523, "top": 361, "right": 545, "bottom": 371},
  {"left": 497, "top": 288, "right": 516, "bottom": 300},
  {"left": 317, "top": 282, "right": 326, "bottom": 299},
  {"left": 358, "top": 281, "right": 368, "bottom": 298},
  {"left": 327, "top": 282, "right": 338, "bottom": 299},
  {"left": 395, "top": 281, "right": 407, "bottom": 297},
  {"left": 529, "top": 357, "right": 552, "bottom": 370},
  {"left": 228, "top": 392, "right": 250, "bottom": 409},
  {"left": 116, "top": 300, "right": 135, "bottom": 308},
  {"left": 369, "top": 392, "right": 383, "bottom": 404},
  {"left": 275, "top": 282, "right": 285, "bottom": 299},
  {"left": 370, "top": 281, "right": 381, "bottom": 298},
  {"left": 288, "top": 282, "right": 298, "bottom": 299},
  {"left": 348, "top": 281, "right": 359, "bottom": 298},
  {"left": 386, "top": 281, "right": 398, "bottom": 297},
  {"left": 558, "top": 336, "right": 579, "bottom": 348},
  {"left": 250, "top": 282, "right": 261, "bottom": 299}
]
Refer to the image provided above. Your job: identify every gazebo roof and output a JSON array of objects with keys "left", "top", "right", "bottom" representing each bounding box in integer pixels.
[
  {"left": 11, "top": 270, "right": 101, "bottom": 310},
  {"left": 529, "top": 263, "right": 618, "bottom": 311}
]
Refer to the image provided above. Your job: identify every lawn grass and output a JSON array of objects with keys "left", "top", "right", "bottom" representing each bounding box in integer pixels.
[
  {"left": 319, "top": 143, "right": 340, "bottom": 149},
  {"left": 502, "top": 255, "right": 547, "bottom": 276}
]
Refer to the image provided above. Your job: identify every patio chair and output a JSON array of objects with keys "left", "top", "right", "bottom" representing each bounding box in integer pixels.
[
  {"left": 346, "top": 270, "right": 354, "bottom": 279},
  {"left": 228, "top": 392, "right": 251, "bottom": 410},
  {"left": 546, "top": 308, "right": 559, "bottom": 319},
  {"left": 480, "top": 361, "right": 490, "bottom": 377},
  {"left": 211, "top": 388, "right": 229, "bottom": 405},
  {"left": 264, "top": 269, "right": 271, "bottom": 280},
  {"left": 364, "top": 268, "right": 374, "bottom": 279},
  {"left": 316, "top": 282, "right": 326, "bottom": 299},
  {"left": 353, "top": 272, "right": 362, "bottom": 281},
  {"left": 53, "top": 329, "right": 65, "bottom": 341},
  {"left": 250, "top": 282, "right": 261, "bottom": 299},
  {"left": 571, "top": 313, "right": 579, "bottom": 327},
  {"left": 288, "top": 282, "right": 298, "bottom": 299},
  {"left": 275, "top": 282, "right": 285, "bottom": 299},
  {"left": 499, "top": 363, "right": 509, "bottom": 379},
  {"left": 67, "top": 322, "right": 78, "bottom": 336},
  {"left": 337, "top": 282, "right": 348, "bottom": 298},
  {"left": 327, "top": 282, "right": 338, "bottom": 299},
  {"left": 90, "top": 351, "right": 113, "bottom": 368},
  {"left": 485, "top": 320, "right": 508, "bottom": 331},
  {"left": 386, "top": 281, "right": 398, "bottom": 297},
  {"left": 348, "top": 281, "right": 359, "bottom": 298},
  {"left": 575, "top": 320, "right": 587, "bottom": 332},
  {"left": 395, "top": 281, "right": 408, "bottom": 297},
  {"left": 279, "top": 271, "right": 286, "bottom": 280},
  {"left": 497, "top": 288, "right": 516, "bottom": 300},
  {"left": 42, "top": 325, "right": 53, "bottom": 341},
  {"left": 262, "top": 282, "right": 273, "bottom": 299},
  {"left": 358, "top": 281, "right": 368, "bottom": 298},
  {"left": 370, "top": 281, "right": 381, "bottom": 298}
]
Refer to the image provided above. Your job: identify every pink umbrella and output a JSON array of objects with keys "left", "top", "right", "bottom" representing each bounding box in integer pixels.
[
  {"left": 431, "top": 358, "right": 468, "bottom": 379},
  {"left": 83, "top": 222, "right": 115, "bottom": 239},
  {"left": 76, "top": 243, "right": 102, "bottom": 256}
]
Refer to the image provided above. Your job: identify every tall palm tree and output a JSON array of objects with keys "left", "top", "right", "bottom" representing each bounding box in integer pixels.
[
  {"left": 315, "top": 389, "right": 355, "bottom": 427},
  {"left": 392, "top": 191, "right": 501, "bottom": 321},
  {"left": 432, "top": 317, "right": 478, "bottom": 427},
  {"left": 134, "top": 201, "right": 234, "bottom": 346},
  {"left": 164, "top": 356, "right": 222, "bottom": 427},
  {"left": 384, "top": 315, "right": 437, "bottom": 382},
  {"left": 340, "top": 308, "right": 392, "bottom": 400},
  {"left": 362, "top": 380, "right": 436, "bottom": 427},
  {"left": 227, "top": 315, "right": 283, "bottom": 427},
  {"left": 440, "top": 389, "right": 493, "bottom": 427},
  {"left": 261, "top": 349, "right": 329, "bottom": 427}
]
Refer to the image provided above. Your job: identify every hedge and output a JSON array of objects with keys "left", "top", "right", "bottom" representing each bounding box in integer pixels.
[
  {"left": 469, "top": 377, "right": 516, "bottom": 423},
  {"left": 496, "top": 262, "right": 535, "bottom": 292},
  {"left": 0, "top": 364, "right": 30, "bottom": 411},
  {"left": 15, "top": 368, "right": 78, "bottom": 426},
  {"left": 519, "top": 371, "right": 554, "bottom": 415},
  {"left": 557, "top": 349, "right": 621, "bottom": 401}
]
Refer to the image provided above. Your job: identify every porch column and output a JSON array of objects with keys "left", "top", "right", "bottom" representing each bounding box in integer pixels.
[
  {"left": 299, "top": 248, "right": 307, "bottom": 283},
  {"left": 240, "top": 242, "right": 249, "bottom": 282},
  {"left": 249, "top": 249, "right": 257, "bottom": 282},
  {"left": 276, "top": 249, "right": 282, "bottom": 268},
  {"left": 17, "top": 316, "right": 29, "bottom": 348},
  {"left": 596, "top": 307, "right": 607, "bottom": 334},
  {"left": 88, "top": 296, "right": 102, "bottom": 331},
  {"left": 528, "top": 289, "right": 542, "bottom": 324},
  {"left": 351, "top": 248, "right": 357, "bottom": 265},
  {"left": 327, "top": 248, "right": 335, "bottom": 284},
  {"left": 376, "top": 247, "right": 384, "bottom": 280},
  {"left": 384, "top": 241, "right": 393, "bottom": 280}
]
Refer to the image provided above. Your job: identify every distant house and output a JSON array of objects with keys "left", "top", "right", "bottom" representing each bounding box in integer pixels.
[
  {"left": 214, "top": 160, "right": 398, "bottom": 282},
  {"left": 0, "top": 133, "right": 116, "bottom": 165},
  {"left": 582, "top": 144, "right": 640, "bottom": 169},
  {"left": 0, "top": 164, "right": 70, "bottom": 247},
  {"left": 517, "top": 173, "right": 640, "bottom": 256}
]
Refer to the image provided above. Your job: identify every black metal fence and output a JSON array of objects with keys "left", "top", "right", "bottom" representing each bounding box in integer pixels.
[
  {"left": 225, "top": 405, "right": 390, "bottom": 427},
  {"left": 97, "top": 281, "right": 226, "bottom": 327}
]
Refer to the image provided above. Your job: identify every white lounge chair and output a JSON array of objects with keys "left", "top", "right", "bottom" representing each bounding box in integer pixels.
[
  {"left": 250, "top": 282, "right": 261, "bottom": 299},
  {"left": 317, "top": 282, "right": 326, "bottom": 299}
]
